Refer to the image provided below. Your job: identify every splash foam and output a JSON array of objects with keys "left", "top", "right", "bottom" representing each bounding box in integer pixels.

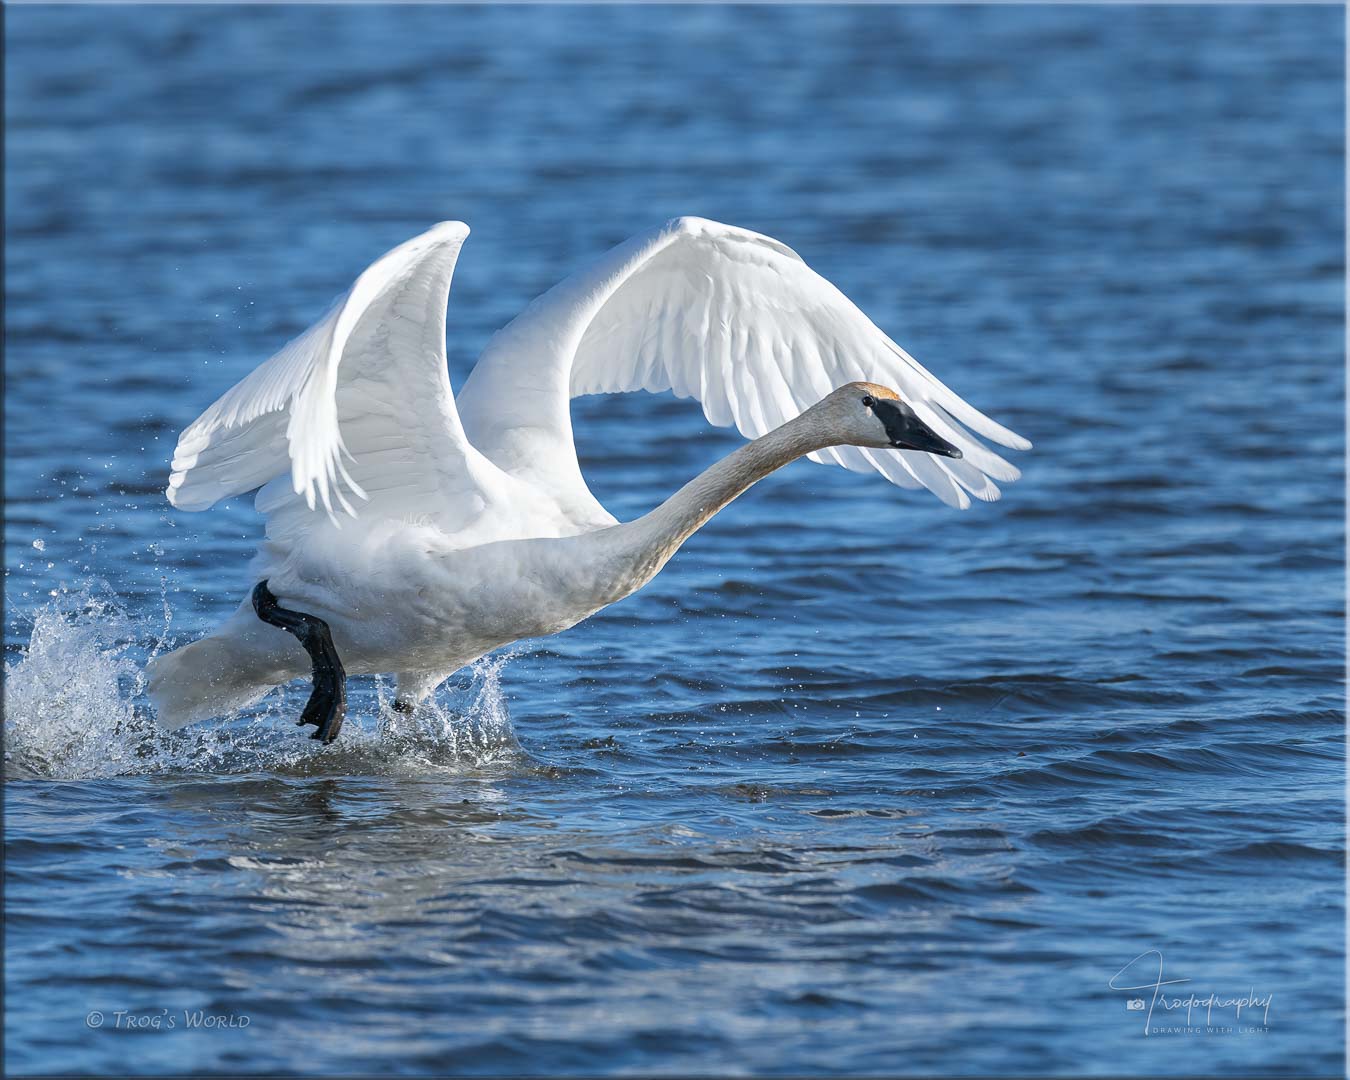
[{"left": 4, "top": 582, "right": 521, "bottom": 780}]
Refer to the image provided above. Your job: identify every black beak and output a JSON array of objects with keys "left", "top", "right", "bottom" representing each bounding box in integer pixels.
[{"left": 872, "top": 399, "right": 963, "bottom": 459}]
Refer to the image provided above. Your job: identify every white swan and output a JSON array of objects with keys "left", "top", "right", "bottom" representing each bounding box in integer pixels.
[{"left": 147, "top": 218, "right": 1029, "bottom": 741}]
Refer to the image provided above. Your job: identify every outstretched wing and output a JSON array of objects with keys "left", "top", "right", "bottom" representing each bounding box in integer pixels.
[
  {"left": 167, "top": 222, "right": 503, "bottom": 539},
  {"left": 457, "top": 217, "right": 1029, "bottom": 513}
]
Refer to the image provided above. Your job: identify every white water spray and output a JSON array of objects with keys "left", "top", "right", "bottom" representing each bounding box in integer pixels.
[{"left": 4, "top": 582, "right": 521, "bottom": 780}]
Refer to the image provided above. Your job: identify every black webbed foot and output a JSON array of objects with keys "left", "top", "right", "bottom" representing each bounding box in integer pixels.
[
  {"left": 392, "top": 699, "right": 414, "bottom": 714},
  {"left": 252, "top": 580, "right": 347, "bottom": 744}
]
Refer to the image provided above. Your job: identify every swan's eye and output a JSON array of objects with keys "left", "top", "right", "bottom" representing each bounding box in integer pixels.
[{"left": 861, "top": 395, "right": 875, "bottom": 408}]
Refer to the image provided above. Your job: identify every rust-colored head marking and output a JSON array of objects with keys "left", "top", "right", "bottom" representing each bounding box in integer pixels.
[{"left": 848, "top": 381, "right": 901, "bottom": 402}]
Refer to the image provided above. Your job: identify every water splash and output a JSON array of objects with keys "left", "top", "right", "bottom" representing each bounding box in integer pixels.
[
  {"left": 4, "top": 582, "right": 521, "bottom": 780},
  {"left": 4, "top": 580, "right": 174, "bottom": 779},
  {"left": 374, "top": 648, "right": 523, "bottom": 764}
]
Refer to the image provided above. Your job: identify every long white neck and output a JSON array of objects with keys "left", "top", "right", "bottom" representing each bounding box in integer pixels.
[{"left": 601, "top": 411, "right": 831, "bottom": 592}]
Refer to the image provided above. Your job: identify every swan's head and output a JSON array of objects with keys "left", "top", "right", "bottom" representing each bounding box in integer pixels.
[{"left": 816, "top": 382, "right": 963, "bottom": 458}]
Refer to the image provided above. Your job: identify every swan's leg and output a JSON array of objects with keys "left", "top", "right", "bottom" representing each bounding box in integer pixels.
[
  {"left": 251, "top": 580, "right": 346, "bottom": 744},
  {"left": 393, "top": 671, "right": 442, "bottom": 714}
]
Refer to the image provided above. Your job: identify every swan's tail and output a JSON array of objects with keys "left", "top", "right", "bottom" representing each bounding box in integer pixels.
[{"left": 145, "top": 614, "right": 291, "bottom": 731}]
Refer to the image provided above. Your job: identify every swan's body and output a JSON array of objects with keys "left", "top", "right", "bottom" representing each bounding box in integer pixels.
[{"left": 147, "top": 218, "right": 1029, "bottom": 734}]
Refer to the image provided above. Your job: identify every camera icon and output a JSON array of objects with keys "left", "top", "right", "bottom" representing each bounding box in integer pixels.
[{"left": 1126, "top": 998, "right": 1146, "bottom": 1011}]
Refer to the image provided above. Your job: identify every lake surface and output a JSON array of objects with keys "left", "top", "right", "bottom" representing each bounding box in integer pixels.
[{"left": 4, "top": 6, "right": 1344, "bottom": 1075}]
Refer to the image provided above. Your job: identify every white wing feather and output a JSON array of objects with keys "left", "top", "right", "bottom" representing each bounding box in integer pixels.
[
  {"left": 458, "top": 217, "right": 1029, "bottom": 513},
  {"left": 167, "top": 222, "right": 499, "bottom": 537}
]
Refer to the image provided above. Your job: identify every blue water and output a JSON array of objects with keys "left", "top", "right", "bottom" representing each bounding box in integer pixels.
[{"left": 4, "top": 6, "right": 1344, "bottom": 1075}]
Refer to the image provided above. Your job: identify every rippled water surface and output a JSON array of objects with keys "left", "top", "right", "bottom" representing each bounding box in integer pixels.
[{"left": 5, "top": 6, "right": 1345, "bottom": 1076}]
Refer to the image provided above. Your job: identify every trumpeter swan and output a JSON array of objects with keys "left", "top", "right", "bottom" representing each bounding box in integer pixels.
[{"left": 147, "top": 218, "right": 1029, "bottom": 742}]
